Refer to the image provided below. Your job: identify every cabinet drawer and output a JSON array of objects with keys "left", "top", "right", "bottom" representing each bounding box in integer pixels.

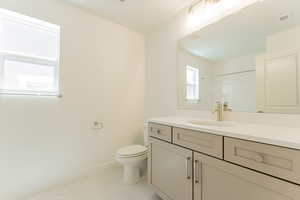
[
  {"left": 148, "top": 123, "right": 172, "bottom": 142},
  {"left": 173, "top": 128, "right": 223, "bottom": 159},
  {"left": 224, "top": 137, "right": 300, "bottom": 184}
]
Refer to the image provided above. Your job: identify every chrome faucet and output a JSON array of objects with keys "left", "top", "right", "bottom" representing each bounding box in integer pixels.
[{"left": 212, "top": 101, "right": 232, "bottom": 121}]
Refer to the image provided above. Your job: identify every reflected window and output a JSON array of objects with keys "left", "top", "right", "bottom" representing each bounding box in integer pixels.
[{"left": 186, "top": 65, "right": 200, "bottom": 102}]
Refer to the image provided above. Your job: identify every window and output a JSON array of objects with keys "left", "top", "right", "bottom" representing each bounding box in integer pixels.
[
  {"left": 186, "top": 65, "right": 200, "bottom": 102},
  {"left": 0, "top": 8, "right": 60, "bottom": 96}
]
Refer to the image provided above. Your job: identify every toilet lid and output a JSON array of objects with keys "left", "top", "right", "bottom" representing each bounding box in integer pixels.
[{"left": 117, "top": 145, "right": 148, "bottom": 157}]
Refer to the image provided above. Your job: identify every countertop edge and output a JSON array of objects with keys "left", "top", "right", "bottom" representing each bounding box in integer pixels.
[{"left": 148, "top": 119, "right": 300, "bottom": 150}]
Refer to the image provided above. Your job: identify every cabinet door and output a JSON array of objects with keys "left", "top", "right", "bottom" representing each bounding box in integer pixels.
[
  {"left": 148, "top": 137, "right": 193, "bottom": 200},
  {"left": 256, "top": 50, "right": 300, "bottom": 113},
  {"left": 194, "top": 152, "right": 300, "bottom": 200}
]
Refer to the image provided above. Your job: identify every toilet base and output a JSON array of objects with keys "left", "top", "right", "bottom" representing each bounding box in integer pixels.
[
  {"left": 123, "top": 164, "right": 141, "bottom": 184},
  {"left": 116, "top": 146, "right": 148, "bottom": 185}
]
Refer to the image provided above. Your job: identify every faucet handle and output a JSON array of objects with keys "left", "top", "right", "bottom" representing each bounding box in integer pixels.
[
  {"left": 212, "top": 108, "right": 218, "bottom": 114},
  {"left": 223, "top": 102, "right": 232, "bottom": 112}
]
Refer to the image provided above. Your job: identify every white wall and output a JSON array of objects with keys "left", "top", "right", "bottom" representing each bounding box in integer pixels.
[
  {"left": 145, "top": 10, "right": 193, "bottom": 119},
  {"left": 213, "top": 54, "right": 256, "bottom": 75},
  {"left": 0, "top": 0, "right": 145, "bottom": 199}
]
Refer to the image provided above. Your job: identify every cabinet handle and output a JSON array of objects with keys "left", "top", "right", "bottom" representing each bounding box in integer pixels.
[
  {"left": 157, "top": 129, "right": 161, "bottom": 135},
  {"left": 253, "top": 153, "right": 264, "bottom": 163},
  {"left": 194, "top": 160, "right": 200, "bottom": 184},
  {"left": 186, "top": 157, "right": 192, "bottom": 180}
]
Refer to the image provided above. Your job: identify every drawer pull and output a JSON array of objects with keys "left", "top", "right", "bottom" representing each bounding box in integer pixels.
[
  {"left": 149, "top": 123, "right": 172, "bottom": 142},
  {"left": 194, "top": 160, "right": 200, "bottom": 184},
  {"left": 186, "top": 157, "right": 192, "bottom": 180},
  {"left": 253, "top": 154, "right": 264, "bottom": 163},
  {"left": 173, "top": 127, "right": 223, "bottom": 159}
]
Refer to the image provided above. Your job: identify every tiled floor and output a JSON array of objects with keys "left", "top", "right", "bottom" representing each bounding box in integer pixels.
[{"left": 26, "top": 167, "right": 161, "bottom": 200}]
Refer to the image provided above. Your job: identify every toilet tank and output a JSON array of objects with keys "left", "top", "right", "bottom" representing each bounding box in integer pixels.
[{"left": 144, "top": 122, "right": 149, "bottom": 147}]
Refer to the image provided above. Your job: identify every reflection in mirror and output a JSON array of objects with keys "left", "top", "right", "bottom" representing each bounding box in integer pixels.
[{"left": 178, "top": 0, "right": 300, "bottom": 114}]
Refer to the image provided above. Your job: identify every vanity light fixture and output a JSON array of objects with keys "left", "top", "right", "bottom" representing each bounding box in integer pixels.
[
  {"left": 189, "top": 0, "right": 221, "bottom": 13},
  {"left": 187, "top": 0, "right": 262, "bottom": 28}
]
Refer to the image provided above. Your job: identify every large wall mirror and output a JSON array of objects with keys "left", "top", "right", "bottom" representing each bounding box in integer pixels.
[{"left": 177, "top": 0, "right": 300, "bottom": 114}]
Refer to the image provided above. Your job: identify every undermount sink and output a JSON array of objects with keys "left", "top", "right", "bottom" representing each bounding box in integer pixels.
[{"left": 188, "top": 120, "right": 235, "bottom": 127}]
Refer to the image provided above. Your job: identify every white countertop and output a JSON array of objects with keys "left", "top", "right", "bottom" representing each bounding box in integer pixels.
[{"left": 148, "top": 116, "right": 300, "bottom": 150}]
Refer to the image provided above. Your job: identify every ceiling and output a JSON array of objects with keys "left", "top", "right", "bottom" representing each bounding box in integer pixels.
[
  {"left": 65, "top": 0, "right": 194, "bottom": 33},
  {"left": 180, "top": 0, "right": 300, "bottom": 61}
]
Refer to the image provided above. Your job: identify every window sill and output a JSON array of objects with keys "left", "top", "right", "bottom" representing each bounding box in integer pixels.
[
  {"left": 0, "top": 91, "right": 62, "bottom": 98},
  {"left": 186, "top": 99, "right": 201, "bottom": 104}
]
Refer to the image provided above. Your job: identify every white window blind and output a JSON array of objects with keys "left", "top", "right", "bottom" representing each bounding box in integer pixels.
[
  {"left": 186, "top": 65, "right": 200, "bottom": 102},
  {"left": 0, "top": 8, "right": 60, "bottom": 96}
]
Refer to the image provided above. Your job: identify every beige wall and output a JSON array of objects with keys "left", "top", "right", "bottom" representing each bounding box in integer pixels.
[{"left": 0, "top": 0, "right": 145, "bottom": 199}]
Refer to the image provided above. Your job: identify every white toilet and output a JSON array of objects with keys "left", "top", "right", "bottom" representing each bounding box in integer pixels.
[{"left": 116, "top": 124, "right": 149, "bottom": 184}]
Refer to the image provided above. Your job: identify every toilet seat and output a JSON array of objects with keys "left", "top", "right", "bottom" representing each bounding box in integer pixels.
[{"left": 117, "top": 145, "right": 147, "bottom": 158}]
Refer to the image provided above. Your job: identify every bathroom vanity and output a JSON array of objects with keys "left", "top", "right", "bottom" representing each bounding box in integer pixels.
[
  {"left": 149, "top": 1, "right": 300, "bottom": 199},
  {"left": 147, "top": 118, "right": 300, "bottom": 200}
]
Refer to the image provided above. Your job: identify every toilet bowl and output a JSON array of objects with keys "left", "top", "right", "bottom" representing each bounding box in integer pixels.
[
  {"left": 116, "top": 123, "right": 149, "bottom": 184},
  {"left": 116, "top": 145, "right": 148, "bottom": 184}
]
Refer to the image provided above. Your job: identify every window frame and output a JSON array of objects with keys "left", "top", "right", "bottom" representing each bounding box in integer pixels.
[
  {"left": 185, "top": 65, "right": 200, "bottom": 104},
  {"left": 0, "top": 9, "right": 61, "bottom": 97}
]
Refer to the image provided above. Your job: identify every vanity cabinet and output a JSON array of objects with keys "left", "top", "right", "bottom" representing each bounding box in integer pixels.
[
  {"left": 148, "top": 123, "right": 300, "bottom": 200},
  {"left": 148, "top": 137, "right": 193, "bottom": 200},
  {"left": 194, "top": 152, "right": 300, "bottom": 200}
]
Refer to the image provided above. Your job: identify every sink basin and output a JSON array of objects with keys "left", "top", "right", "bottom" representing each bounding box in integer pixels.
[{"left": 188, "top": 120, "right": 235, "bottom": 127}]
